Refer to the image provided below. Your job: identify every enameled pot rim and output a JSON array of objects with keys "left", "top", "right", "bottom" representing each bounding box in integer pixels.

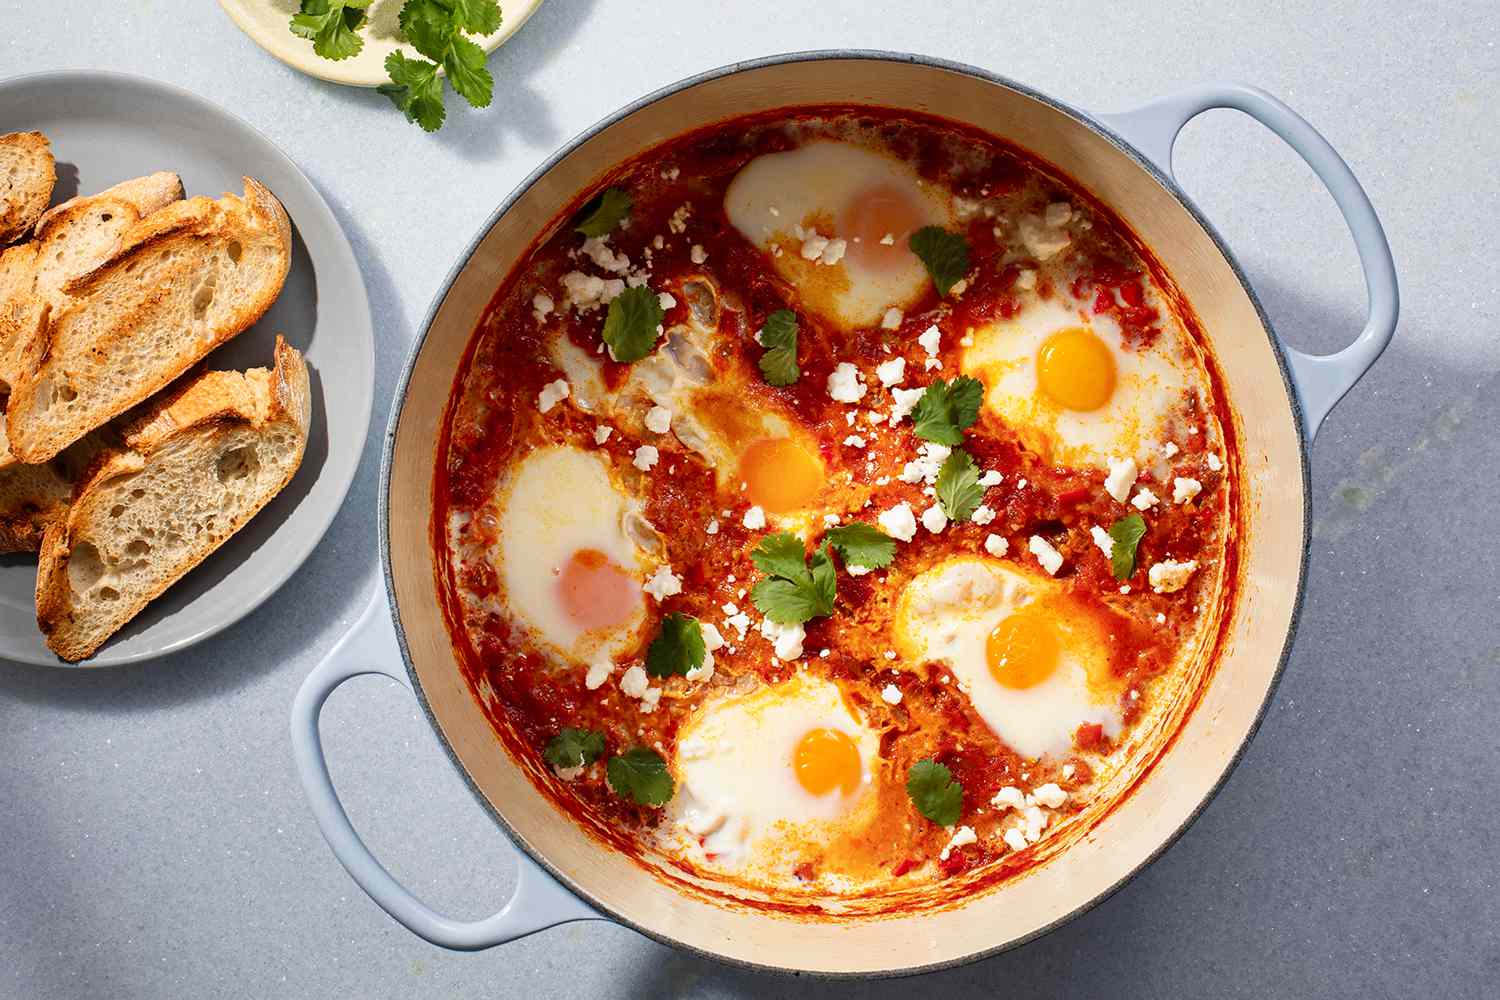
[{"left": 376, "top": 49, "right": 1312, "bottom": 979}]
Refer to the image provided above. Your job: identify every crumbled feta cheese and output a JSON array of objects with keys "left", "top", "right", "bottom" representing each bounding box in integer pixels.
[
  {"left": 1044, "top": 201, "right": 1073, "bottom": 227},
  {"left": 619, "top": 665, "right": 649, "bottom": 698},
  {"left": 979, "top": 470, "right": 1003, "bottom": 487},
  {"left": 823, "top": 513, "right": 841, "bottom": 527},
  {"left": 866, "top": 410, "right": 887, "bottom": 426},
  {"left": 881, "top": 307, "right": 903, "bottom": 330},
  {"left": 918, "top": 324, "right": 942, "bottom": 357},
  {"left": 1119, "top": 584, "right": 1131, "bottom": 594},
  {"left": 984, "top": 534, "right": 1009, "bottom": 557},
  {"left": 827, "top": 362, "right": 868, "bottom": 403},
  {"left": 1104, "top": 456, "right": 1138, "bottom": 503},
  {"left": 1003, "top": 827, "right": 1029, "bottom": 852},
  {"left": 1031, "top": 782, "right": 1068, "bottom": 808},
  {"left": 633, "top": 445, "right": 659, "bottom": 471},
  {"left": 759, "top": 618, "right": 805, "bottom": 661},
  {"left": 1131, "top": 487, "right": 1160, "bottom": 511},
  {"left": 879, "top": 232, "right": 895, "bottom": 246},
  {"left": 742, "top": 505, "right": 766, "bottom": 530},
  {"left": 1149, "top": 559, "right": 1200, "bottom": 594},
  {"left": 1206, "top": 452, "right": 1223, "bottom": 472},
  {"left": 1173, "top": 477, "right": 1203, "bottom": 504},
  {"left": 668, "top": 203, "right": 691, "bottom": 234},
  {"left": 1062, "top": 764, "right": 1076, "bottom": 780},
  {"left": 921, "top": 504, "right": 948, "bottom": 534},
  {"left": 1028, "top": 535, "right": 1064, "bottom": 575},
  {"left": 1015, "top": 268, "right": 1037, "bottom": 291},
  {"left": 593, "top": 425, "right": 613, "bottom": 444},
  {"left": 1155, "top": 612, "right": 1167, "bottom": 624},
  {"left": 584, "top": 655, "right": 615, "bottom": 690},
  {"left": 1161, "top": 441, "right": 1180, "bottom": 459},
  {"left": 644, "top": 405, "right": 672, "bottom": 434},
  {"left": 842, "top": 434, "right": 867, "bottom": 448},
  {"left": 881, "top": 684, "right": 903, "bottom": 705},
  {"left": 657, "top": 291, "right": 677, "bottom": 312},
  {"left": 846, "top": 564, "right": 872, "bottom": 577},
  {"left": 705, "top": 518, "right": 719, "bottom": 535},
  {"left": 536, "top": 378, "right": 570, "bottom": 414},
  {"left": 820, "top": 238, "right": 847, "bottom": 266},
  {"left": 1018, "top": 212, "right": 1072, "bottom": 260},
  {"left": 970, "top": 505, "right": 996, "bottom": 526},
  {"left": 553, "top": 763, "right": 585, "bottom": 781},
  {"left": 991, "top": 786, "right": 1027, "bottom": 812},
  {"left": 939, "top": 825, "right": 977, "bottom": 861},
  {"left": 949, "top": 278, "right": 968, "bottom": 297},
  {"left": 580, "top": 236, "right": 631, "bottom": 274},
  {"left": 1089, "top": 525, "right": 1114, "bottom": 559},
  {"left": 701, "top": 622, "right": 725, "bottom": 652},
  {"left": 561, "top": 270, "right": 625, "bottom": 311},
  {"left": 890, "top": 386, "right": 926, "bottom": 423},
  {"left": 1021, "top": 804, "right": 1048, "bottom": 843},
  {"left": 876, "top": 357, "right": 906, "bottom": 387},
  {"left": 532, "top": 293, "right": 555, "bottom": 322},
  {"left": 878, "top": 502, "right": 918, "bottom": 542},
  {"left": 689, "top": 244, "right": 707, "bottom": 265},
  {"left": 724, "top": 611, "right": 751, "bottom": 639},
  {"left": 642, "top": 565, "right": 682, "bottom": 601},
  {"left": 799, "top": 232, "right": 829, "bottom": 260}
]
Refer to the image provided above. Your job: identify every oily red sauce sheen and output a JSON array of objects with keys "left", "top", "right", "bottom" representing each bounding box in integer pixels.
[{"left": 432, "top": 106, "right": 1242, "bottom": 916}]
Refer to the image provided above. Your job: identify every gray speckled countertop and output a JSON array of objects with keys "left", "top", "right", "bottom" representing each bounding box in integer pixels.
[{"left": 2, "top": 2, "right": 1497, "bottom": 997}]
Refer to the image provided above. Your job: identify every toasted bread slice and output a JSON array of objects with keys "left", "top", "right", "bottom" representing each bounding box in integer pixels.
[
  {"left": 0, "top": 132, "right": 55, "bottom": 244},
  {"left": 6, "top": 177, "right": 291, "bottom": 464},
  {"left": 36, "top": 336, "right": 310, "bottom": 661},
  {"left": 0, "top": 171, "right": 184, "bottom": 390},
  {"left": 0, "top": 430, "right": 106, "bottom": 553}
]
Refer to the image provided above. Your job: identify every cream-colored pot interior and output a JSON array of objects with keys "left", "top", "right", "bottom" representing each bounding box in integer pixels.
[{"left": 386, "top": 56, "right": 1306, "bottom": 975}]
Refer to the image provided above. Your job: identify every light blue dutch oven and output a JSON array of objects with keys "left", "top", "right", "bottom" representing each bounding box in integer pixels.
[{"left": 291, "top": 52, "right": 1396, "bottom": 977}]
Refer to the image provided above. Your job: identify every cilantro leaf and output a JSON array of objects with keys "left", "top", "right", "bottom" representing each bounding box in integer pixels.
[
  {"left": 543, "top": 728, "right": 605, "bottom": 770},
  {"left": 910, "top": 375, "right": 984, "bottom": 445},
  {"left": 750, "top": 531, "right": 812, "bottom": 582},
  {"left": 909, "top": 226, "right": 971, "bottom": 296},
  {"left": 443, "top": 34, "right": 494, "bottom": 109},
  {"left": 906, "top": 759, "right": 964, "bottom": 826},
  {"left": 825, "top": 522, "right": 896, "bottom": 569},
  {"left": 450, "top": 0, "right": 503, "bottom": 34},
  {"left": 936, "top": 448, "right": 984, "bottom": 522},
  {"left": 645, "top": 613, "right": 706, "bottom": 678},
  {"left": 1108, "top": 513, "right": 1147, "bottom": 581},
  {"left": 749, "top": 534, "right": 836, "bottom": 625},
  {"left": 289, "top": 0, "right": 371, "bottom": 61},
  {"left": 756, "top": 309, "right": 800, "bottom": 386},
  {"left": 397, "top": 0, "right": 453, "bottom": 60},
  {"left": 574, "top": 187, "right": 633, "bottom": 238},
  {"left": 601, "top": 285, "right": 664, "bottom": 362},
  {"left": 378, "top": 52, "right": 445, "bottom": 132},
  {"left": 606, "top": 747, "right": 674, "bottom": 806}
]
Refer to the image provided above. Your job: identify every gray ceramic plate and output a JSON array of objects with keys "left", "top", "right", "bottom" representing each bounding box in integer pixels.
[{"left": 0, "top": 71, "right": 373, "bottom": 667}]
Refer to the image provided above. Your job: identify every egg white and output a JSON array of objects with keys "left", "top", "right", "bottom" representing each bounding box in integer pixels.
[
  {"left": 961, "top": 294, "right": 1202, "bottom": 470},
  {"left": 894, "top": 557, "right": 1123, "bottom": 759},
  {"left": 666, "top": 674, "right": 878, "bottom": 873},
  {"left": 725, "top": 140, "right": 952, "bottom": 328}
]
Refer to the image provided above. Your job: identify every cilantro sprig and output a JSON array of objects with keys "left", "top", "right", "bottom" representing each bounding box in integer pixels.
[
  {"left": 756, "top": 309, "right": 800, "bottom": 387},
  {"left": 911, "top": 376, "right": 984, "bottom": 445},
  {"left": 601, "top": 285, "right": 665, "bottom": 362},
  {"left": 935, "top": 448, "right": 984, "bottom": 522},
  {"left": 606, "top": 747, "right": 674, "bottom": 806},
  {"left": 575, "top": 188, "right": 632, "bottom": 238},
  {"left": 645, "top": 613, "right": 706, "bottom": 678},
  {"left": 1108, "top": 513, "right": 1147, "bottom": 581},
  {"left": 543, "top": 728, "right": 605, "bottom": 770},
  {"left": 906, "top": 759, "right": 964, "bottom": 826},
  {"left": 749, "top": 532, "right": 836, "bottom": 625},
  {"left": 292, "top": 0, "right": 502, "bottom": 132},
  {"left": 909, "top": 226, "right": 971, "bottom": 296},
  {"left": 824, "top": 522, "right": 895, "bottom": 570}
]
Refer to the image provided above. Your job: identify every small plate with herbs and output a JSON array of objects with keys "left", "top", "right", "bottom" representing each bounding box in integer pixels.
[{"left": 220, "top": 0, "right": 543, "bottom": 130}]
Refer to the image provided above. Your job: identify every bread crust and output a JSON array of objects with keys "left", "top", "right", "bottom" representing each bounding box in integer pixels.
[
  {"left": 36, "top": 336, "right": 310, "bottom": 661},
  {"left": 0, "top": 132, "right": 55, "bottom": 244}
]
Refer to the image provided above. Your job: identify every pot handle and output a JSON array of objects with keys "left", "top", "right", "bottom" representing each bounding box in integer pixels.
[
  {"left": 290, "top": 584, "right": 601, "bottom": 950},
  {"left": 1096, "top": 84, "right": 1398, "bottom": 439}
]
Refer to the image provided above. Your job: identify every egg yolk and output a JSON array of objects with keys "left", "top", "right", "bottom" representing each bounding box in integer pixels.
[
  {"left": 739, "top": 437, "right": 823, "bottom": 513},
  {"left": 1036, "top": 326, "right": 1116, "bottom": 411},
  {"left": 987, "top": 605, "right": 1061, "bottom": 689},
  {"left": 794, "top": 728, "right": 862, "bottom": 796},
  {"left": 555, "top": 548, "right": 638, "bottom": 631},
  {"left": 838, "top": 182, "right": 930, "bottom": 274}
]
